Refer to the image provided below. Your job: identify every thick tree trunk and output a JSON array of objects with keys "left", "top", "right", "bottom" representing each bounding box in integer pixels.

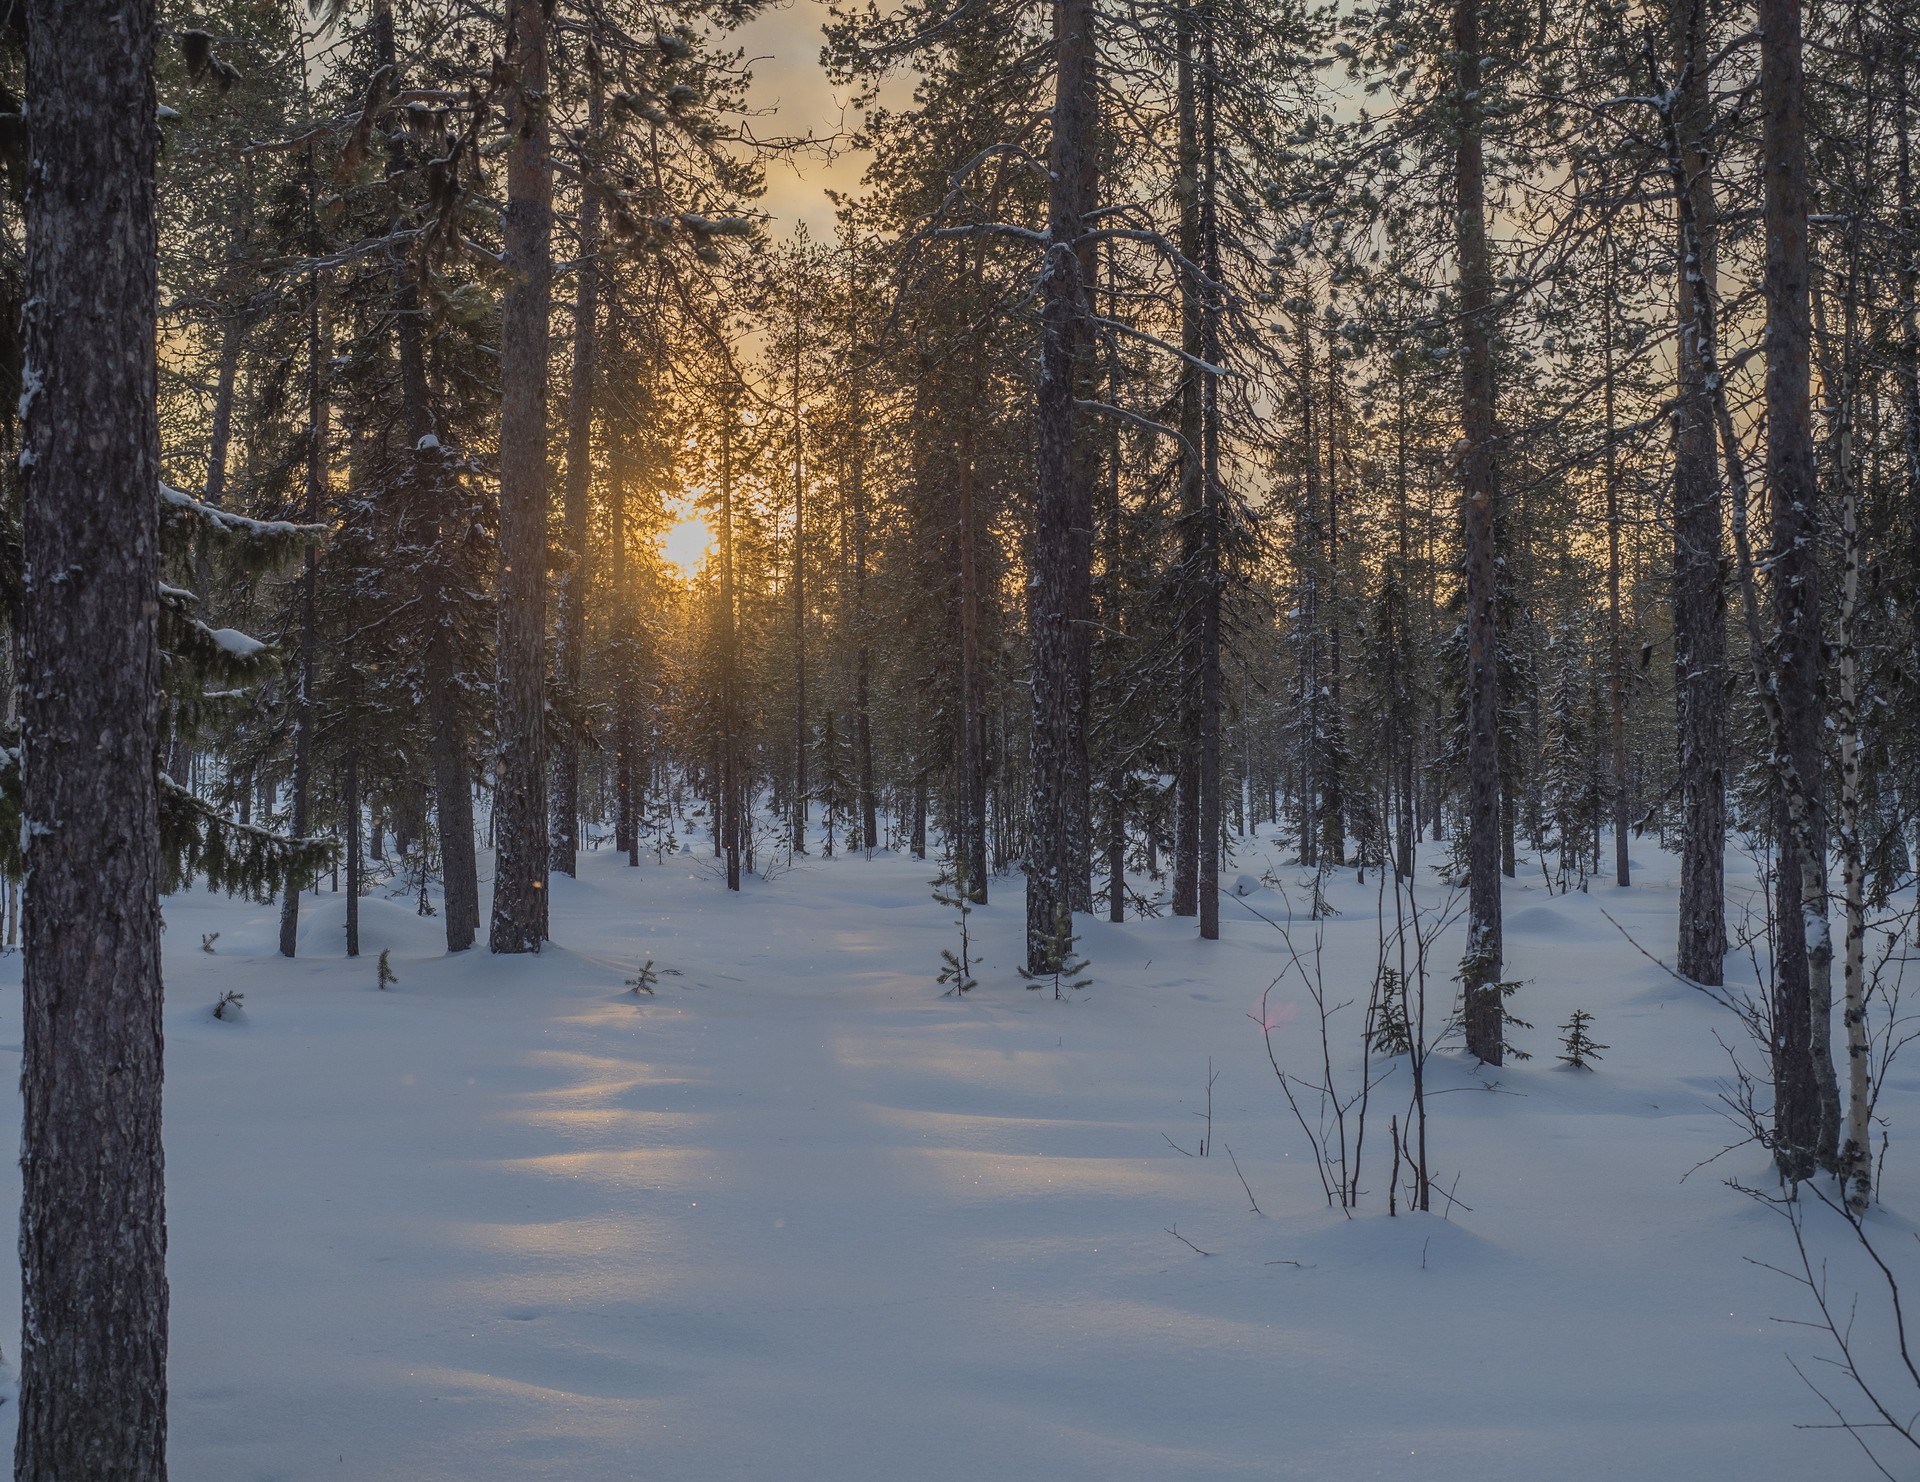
[
  {"left": 1760, "top": 0, "right": 1836, "bottom": 1174},
  {"left": 845, "top": 255, "right": 879, "bottom": 856},
  {"left": 957, "top": 345, "right": 990, "bottom": 903},
  {"left": 17, "top": 0, "right": 169, "bottom": 1471},
  {"left": 1026, "top": 0, "right": 1098, "bottom": 970},
  {"left": 610, "top": 441, "right": 638, "bottom": 860},
  {"left": 1170, "top": 0, "right": 1202, "bottom": 920},
  {"left": 550, "top": 53, "right": 603, "bottom": 878},
  {"left": 375, "top": 0, "right": 478, "bottom": 949},
  {"left": 490, "top": 0, "right": 554, "bottom": 952},
  {"left": 1670, "top": 0, "right": 1727, "bottom": 980},
  {"left": 1196, "top": 14, "right": 1223, "bottom": 940},
  {"left": 1603, "top": 239, "right": 1630, "bottom": 890},
  {"left": 1455, "top": 0, "right": 1505, "bottom": 1065}
]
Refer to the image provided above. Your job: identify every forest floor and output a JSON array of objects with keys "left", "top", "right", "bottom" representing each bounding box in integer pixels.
[{"left": 0, "top": 828, "right": 1912, "bottom": 1479}]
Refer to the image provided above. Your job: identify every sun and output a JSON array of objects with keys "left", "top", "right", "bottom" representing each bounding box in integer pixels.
[{"left": 660, "top": 510, "right": 714, "bottom": 582}]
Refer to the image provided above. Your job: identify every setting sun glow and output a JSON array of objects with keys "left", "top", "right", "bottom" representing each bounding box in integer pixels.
[{"left": 660, "top": 512, "right": 714, "bottom": 582}]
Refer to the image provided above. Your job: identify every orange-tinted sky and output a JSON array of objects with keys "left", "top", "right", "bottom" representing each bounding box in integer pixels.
[{"left": 736, "top": 0, "right": 870, "bottom": 236}]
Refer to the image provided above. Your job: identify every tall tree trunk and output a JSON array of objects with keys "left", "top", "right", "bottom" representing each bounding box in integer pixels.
[
  {"left": 490, "top": 0, "right": 554, "bottom": 952},
  {"left": 18, "top": 0, "right": 169, "bottom": 1469},
  {"left": 1759, "top": 0, "right": 1836, "bottom": 1174},
  {"left": 611, "top": 441, "right": 638, "bottom": 861},
  {"left": 791, "top": 314, "right": 810, "bottom": 853},
  {"left": 958, "top": 340, "right": 989, "bottom": 903},
  {"left": 375, "top": 0, "right": 478, "bottom": 950},
  {"left": 720, "top": 401, "right": 743, "bottom": 891},
  {"left": 279, "top": 167, "right": 326, "bottom": 959},
  {"left": 550, "top": 45, "right": 602, "bottom": 878},
  {"left": 846, "top": 248, "right": 879, "bottom": 856},
  {"left": 1196, "top": 9, "right": 1223, "bottom": 940},
  {"left": 1170, "top": 0, "right": 1202, "bottom": 920},
  {"left": 1455, "top": 0, "right": 1505, "bottom": 1065},
  {"left": 345, "top": 745, "right": 362, "bottom": 957},
  {"left": 1670, "top": 0, "right": 1727, "bottom": 980},
  {"left": 1320, "top": 325, "right": 1345, "bottom": 869},
  {"left": 1025, "top": 0, "right": 1098, "bottom": 971},
  {"left": 1603, "top": 234, "right": 1630, "bottom": 889}
]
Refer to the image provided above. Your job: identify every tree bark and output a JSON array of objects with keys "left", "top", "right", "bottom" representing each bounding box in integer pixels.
[
  {"left": 1170, "top": 0, "right": 1202, "bottom": 920},
  {"left": 1026, "top": 0, "right": 1098, "bottom": 971},
  {"left": 1455, "top": 0, "right": 1505, "bottom": 1065},
  {"left": 1196, "top": 9, "right": 1223, "bottom": 940},
  {"left": 375, "top": 0, "right": 478, "bottom": 950},
  {"left": 1670, "top": 0, "right": 1727, "bottom": 980},
  {"left": 17, "top": 0, "right": 169, "bottom": 1470},
  {"left": 1759, "top": 0, "right": 1837, "bottom": 1174},
  {"left": 279, "top": 169, "right": 326, "bottom": 959},
  {"left": 345, "top": 746, "right": 362, "bottom": 958},
  {"left": 490, "top": 0, "right": 554, "bottom": 952},
  {"left": 1603, "top": 233, "right": 1630, "bottom": 889},
  {"left": 549, "top": 44, "right": 602, "bottom": 878}
]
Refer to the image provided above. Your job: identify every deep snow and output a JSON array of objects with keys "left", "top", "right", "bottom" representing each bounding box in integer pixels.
[{"left": 0, "top": 831, "right": 1910, "bottom": 1479}]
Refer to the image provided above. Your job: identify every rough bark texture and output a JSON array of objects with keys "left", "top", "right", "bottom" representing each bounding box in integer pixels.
[
  {"left": 1170, "top": 0, "right": 1201, "bottom": 921},
  {"left": 376, "top": 0, "right": 479, "bottom": 950},
  {"left": 17, "top": 0, "right": 170, "bottom": 1472},
  {"left": 549, "top": 58, "right": 602, "bottom": 878},
  {"left": 1454, "top": 0, "right": 1505, "bottom": 1065},
  {"left": 1026, "top": 0, "right": 1097, "bottom": 971},
  {"left": 610, "top": 447, "right": 638, "bottom": 862},
  {"left": 490, "top": 0, "right": 554, "bottom": 953},
  {"left": 1760, "top": 0, "right": 1835, "bottom": 1175},
  {"left": 790, "top": 322, "right": 809, "bottom": 854},
  {"left": 720, "top": 408, "right": 743, "bottom": 891},
  {"left": 957, "top": 342, "right": 990, "bottom": 904},
  {"left": 1670, "top": 0, "right": 1727, "bottom": 982},
  {"left": 1195, "top": 13, "right": 1222, "bottom": 942},
  {"left": 279, "top": 220, "right": 326, "bottom": 959}
]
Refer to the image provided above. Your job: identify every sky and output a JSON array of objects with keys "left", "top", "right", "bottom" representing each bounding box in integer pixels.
[{"left": 735, "top": 0, "right": 872, "bottom": 236}]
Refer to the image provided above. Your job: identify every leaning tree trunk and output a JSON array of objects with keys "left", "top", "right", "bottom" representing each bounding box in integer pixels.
[
  {"left": 490, "top": 0, "right": 554, "bottom": 952},
  {"left": 1760, "top": 0, "right": 1838, "bottom": 1175},
  {"left": 550, "top": 49, "right": 603, "bottom": 879},
  {"left": 1670, "top": 0, "right": 1727, "bottom": 982},
  {"left": 1026, "top": 0, "right": 1098, "bottom": 971},
  {"left": 1455, "top": 0, "right": 1505, "bottom": 1065},
  {"left": 18, "top": 0, "right": 169, "bottom": 1472}
]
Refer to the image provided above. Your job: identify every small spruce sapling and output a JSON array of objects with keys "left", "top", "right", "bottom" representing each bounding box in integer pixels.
[
  {"left": 627, "top": 959, "right": 658, "bottom": 995},
  {"left": 1498, "top": 980, "right": 1533, "bottom": 1061},
  {"left": 1557, "top": 1009, "right": 1608, "bottom": 1069},
  {"left": 1368, "top": 968, "right": 1412, "bottom": 1055},
  {"left": 1018, "top": 901, "right": 1091, "bottom": 1000},
  {"left": 933, "top": 855, "right": 977, "bottom": 995},
  {"left": 201, "top": 931, "right": 220, "bottom": 954},
  {"left": 213, "top": 990, "right": 243, "bottom": 1021},
  {"left": 377, "top": 948, "right": 398, "bottom": 990}
]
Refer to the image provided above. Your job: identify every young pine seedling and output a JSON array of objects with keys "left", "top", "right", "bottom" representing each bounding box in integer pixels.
[
  {"left": 212, "top": 990, "right": 243, "bottom": 1021},
  {"left": 200, "top": 931, "right": 220, "bottom": 954},
  {"left": 1018, "top": 901, "right": 1091, "bottom": 1000},
  {"left": 377, "top": 949, "right": 398, "bottom": 991},
  {"left": 627, "top": 959, "right": 658, "bottom": 995},
  {"left": 1558, "top": 1008, "right": 1608, "bottom": 1069},
  {"left": 932, "top": 857, "right": 977, "bottom": 995}
]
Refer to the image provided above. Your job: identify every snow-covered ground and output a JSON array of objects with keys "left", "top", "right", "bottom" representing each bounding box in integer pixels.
[{"left": 0, "top": 830, "right": 1910, "bottom": 1479}]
